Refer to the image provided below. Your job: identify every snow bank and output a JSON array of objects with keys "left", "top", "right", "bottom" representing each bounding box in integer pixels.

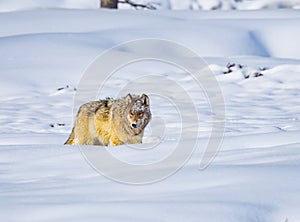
[{"left": 1, "top": 10, "right": 299, "bottom": 62}]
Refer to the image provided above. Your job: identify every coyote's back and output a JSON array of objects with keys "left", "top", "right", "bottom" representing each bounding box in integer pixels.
[{"left": 65, "top": 93, "right": 151, "bottom": 146}]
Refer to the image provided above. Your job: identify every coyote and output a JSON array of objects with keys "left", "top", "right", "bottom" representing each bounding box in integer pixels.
[{"left": 65, "top": 93, "right": 151, "bottom": 146}]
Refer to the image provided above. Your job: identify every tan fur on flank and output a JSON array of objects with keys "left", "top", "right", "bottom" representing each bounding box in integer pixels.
[{"left": 65, "top": 94, "right": 151, "bottom": 146}]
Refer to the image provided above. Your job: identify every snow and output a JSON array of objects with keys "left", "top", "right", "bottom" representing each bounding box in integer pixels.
[{"left": 0, "top": 5, "right": 300, "bottom": 222}]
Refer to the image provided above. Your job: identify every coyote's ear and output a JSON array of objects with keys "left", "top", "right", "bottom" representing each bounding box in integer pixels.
[
  {"left": 141, "top": 94, "right": 149, "bottom": 106},
  {"left": 125, "top": 93, "right": 133, "bottom": 104}
]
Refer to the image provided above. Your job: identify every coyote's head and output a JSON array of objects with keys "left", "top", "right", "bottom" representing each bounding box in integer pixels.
[{"left": 125, "top": 93, "right": 151, "bottom": 135}]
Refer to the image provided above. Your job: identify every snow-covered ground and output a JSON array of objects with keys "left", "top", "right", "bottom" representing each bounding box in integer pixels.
[{"left": 0, "top": 6, "right": 300, "bottom": 222}]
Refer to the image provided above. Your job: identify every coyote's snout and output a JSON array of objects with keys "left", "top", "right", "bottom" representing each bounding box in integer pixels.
[{"left": 65, "top": 93, "right": 151, "bottom": 146}]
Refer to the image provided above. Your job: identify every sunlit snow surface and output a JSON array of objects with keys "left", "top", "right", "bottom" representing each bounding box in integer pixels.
[{"left": 0, "top": 8, "right": 300, "bottom": 222}]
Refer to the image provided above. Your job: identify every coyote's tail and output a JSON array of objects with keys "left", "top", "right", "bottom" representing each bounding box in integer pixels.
[{"left": 64, "top": 127, "right": 75, "bottom": 145}]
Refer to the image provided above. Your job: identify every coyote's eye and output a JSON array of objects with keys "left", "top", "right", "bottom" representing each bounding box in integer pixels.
[
  {"left": 129, "top": 111, "right": 134, "bottom": 117},
  {"left": 138, "top": 113, "right": 143, "bottom": 118}
]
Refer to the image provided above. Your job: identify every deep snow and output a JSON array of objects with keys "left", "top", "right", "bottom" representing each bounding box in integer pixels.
[{"left": 0, "top": 7, "right": 300, "bottom": 222}]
